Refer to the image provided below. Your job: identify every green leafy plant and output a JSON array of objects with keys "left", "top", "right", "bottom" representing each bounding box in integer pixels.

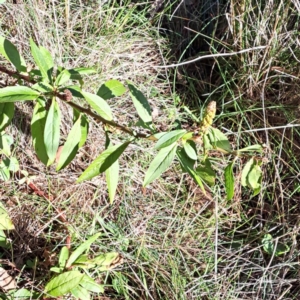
[
  {"left": 0, "top": 35, "right": 264, "bottom": 203},
  {"left": 262, "top": 234, "right": 290, "bottom": 257}
]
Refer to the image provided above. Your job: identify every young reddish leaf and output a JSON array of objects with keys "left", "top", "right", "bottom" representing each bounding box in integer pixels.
[
  {"left": 0, "top": 36, "right": 27, "bottom": 72},
  {"left": 224, "top": 162, "right": 234, "bottom": 200},
  {"left": 128, "top": 83, "right": 152, "bottom": 124},
  {"left": 45, "top": 271, "right": 85, "bottom": 297},
  {"left": 0, "top": 103, "right": 14, "bottom": 131},
  {"left": 143, "top": 143, "right": 177, "bottom": 187},
  {"left": 44, "top": 99, "right": 61, "bottom": 165},
  {"left": 0, "top": 86, "right": 40, "bottom": 103},
  {"left": 82, "top": 91, "right": 113, "bottom": 121},
  {"left": 97, "top": 79, "right": 126, "bottom": 100},
  {"left": 77, "top": 141, "right": 131, "bottom": 183},
  {"left": 56, "top": 117, "right": 81, "bottom": 171},
  {"left": 31, "top": 101, "right": 49, "bottom": 165}
]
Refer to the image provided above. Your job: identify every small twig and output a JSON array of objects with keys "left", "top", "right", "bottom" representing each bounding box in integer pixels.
[{"left": 154, "top": 46, "right": 267, "bottom": 68}]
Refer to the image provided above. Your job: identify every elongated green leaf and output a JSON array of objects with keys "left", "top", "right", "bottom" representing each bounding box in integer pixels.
[
  {"left": 0, "top": 133, "right": 12, "bottom": 156},
  {"left": 262, "top": 234, "right": 290, "bottom": 256},
  {"left": 66, "top": 233, "right": 101, "bottom": 268},
  {"left": 55, "top": 69, "right": 71, "bottom": 86},
  {"left": 69, "top": 67, "right": 96, "bottom": 80},
  {"left": 196, "top": 158, "right": 216, "bottom": 186},
  {"left": 56, "top": 117, "right": 81, "bottom": 170},
  {"left": 31, "top": 82, "right": 53, "bottom": 93},
  {"left": 0, "top": 202, "right": 14, "bottom": 230},
  {"left": 45, "top": 271, "right": 84, "bottom": 296},
  {"left": 0, "top": 36, "right": 26, "bottom": 72},
  {"left": 128, "top": 83, "right": 152, "bottom": 124},
  {"left": 80, "top": 275, "right": 104, "bottom": 293},
  {"left": 71, "top": 285, "right": 90, "bottom": 300},
  {"left": 105, "top": 133, "right": 119, "bottom": 204},
  {"left": 4, "top": 156, "right": 19, "bottom": 172},
  {"left": 40, "top": 46, "right": 54, "bottom": 71},
  {"left": 82, "top": 91, "right": 113, "bottom": 121},
  {"left": 77, "top": 141, "right": 131, "bottom": 183},
  {"left": 0, "top": 102, "right": 14, "bottom": 131},
  {"left": 31, "top": 101, "right": 48, "bottom": 165},
  {"left": 0, "top": 161, "right": 9, "bottom": 181},
  {"left": 0, "top": 86, "right": 40, "bottom": 103},
  {"left": 237, "top": 144, "right": 263, "bottom": 152},
  {"left": 73, "top": 109, "right": 88, "bottom": 148},
  {"left": 248, "top": 164, "right": 262, "bottom": 190},
  {"left": 155, "top": 129, "right": 186, "bottom": 150},
  {"left": 208, "top": 128, "right": 231, "bottom": 153},
  {"left": 30, "top": 38, "right": 52, "bottom": 82},
  {"left": 224, "top": 162, "right": 234, "bottom": 200},
  {"left": 241, "top": 158, "right": 254, "bottom": 187},
  {"left": 0, "top": 229, "right": 10, "bottom": 248},
  {"left": 44, "top": 99, "right": 61, "bottom": 165},
  {"left": 58, "top": 246, "right": 69, "bottom": 270},
  {"left": 97, "top": 79, "right": 126, "bottom": 100},
  {"left": 143, "top": 143, "right": 177, "bottom": 187},
  {"left": 176, "top": 147, "right": 205, "bottom": 192},
  {"left": 183, "top": 140, "right": 197, "bottom": 160}
]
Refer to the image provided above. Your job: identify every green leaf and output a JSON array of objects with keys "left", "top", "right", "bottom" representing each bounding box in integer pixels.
[
  {"left": 91, "top": 252, "right": 120, "bottom": 272},
  {"left": 55, "top": 69, "right": 71, "bottom": 86},
  {"left": 0, "top": 202, "right": 14, "bottom": 230},
  {"left": 80, "top": 275, "right": 104, "bottom": 293},
  {"left": 71, "top": 285, "right": 90, "bottom": 300},
  {"left": 64, "top": 85, "right": 85, "bottom": 99},
  {"left": 176, "top": 147, "right": 205, "bottom": 192},
  {"left": 196, "top": 158, "right": 216, "bottom": 186},
  {"left": 77, "top": 141, "right": 131, "bottom": 183},
  {"left": 45, "top": 271, "right": 85, "bottom": 297},
  {"left": 4, "top": 156, "right": 19, "bottom": 172},
  {"left": 105, "top": 133, "right": 119, "bottom": 204},
  {"left": 0, "top": 36, "right": 26, "bottom": 72},
  {"left": 128, "top": 83, "right": 152, "bottom": 124},
  {"left": 11, "top": 288, "right": 35, "bottom": 299},
  {"left": 155, "top": 129, "right": 186, "bottom": 150},
  {"left": 31, "top": 82, "right": 53, "bottom": 93},
  {"left": 237, "top": 144, "right": 263, "bottom": 152},
  {"left": 58, "top": 246, "right": 69, "bottom": 269},
  {"left": 97, "top": 79, "right": 126, "bottom": 100},
  {"left": 0, "top": 86, "right": 40, "bottom": 103},
  {"left": 30, "top": 39, "right": 52, "bottom": 82},
  {"left": 0, "top": 103, "right": 14, "bottom": 131},
  {"left": 31, "top": 101, "right": 49, "bottom": 165},
  {"left": 68, "top": 67, "right": 96, "bottom": 80},
  {"left": 82, "top": 91, "right": 113, "bottom": 121},
  {"left": 241, "top": 158, "right": 254, "bottom": 187},
  {"left": 0, "top": 161, "right": 10, "bottom": 181},
  {"left": 208, "top": 128, "right": 231, "bottom": 152},
  {"left": 143, "top": 143, "right": 177, "bottom": 187},
  {"left": 56, "top": 117, "right": 81, "bottom": 170},
  {"left": 73, "top": 109, "right": 88, "bottom": 148},
  {"left": 44, "top": 99, "right": 61, "bottom": 165},
  {"left": 66, "top": 233, "right": 101, "bottom": 268},
  {"left": 224, "top": 162, "right": 234, "bottom": 200},
  {"left": 247, "top": 164, "right": 262, "bottom": 190},
  {"left": 0, "top": 133, "right": 12, "bottom": 156},
  {"left": 50, "top": 267, "right": 63, "bottom": 273},
  {"left": 183, "top": 140, "right": 197, "bottom": 160},
  {"left": 262, "top": 234, "right": 289, "bottom": 256},
  {"left": 0, "top": 229, "right": 11, "bottom": 248}
]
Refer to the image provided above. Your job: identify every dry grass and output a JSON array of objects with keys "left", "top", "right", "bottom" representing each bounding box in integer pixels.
[{"left": 1, "top": 0, "right": 300, "bottom": 299}]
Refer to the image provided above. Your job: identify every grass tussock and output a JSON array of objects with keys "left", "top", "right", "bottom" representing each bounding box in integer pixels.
[{"left": 0, "top": 0, "right": 300, "bottom": 299}]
